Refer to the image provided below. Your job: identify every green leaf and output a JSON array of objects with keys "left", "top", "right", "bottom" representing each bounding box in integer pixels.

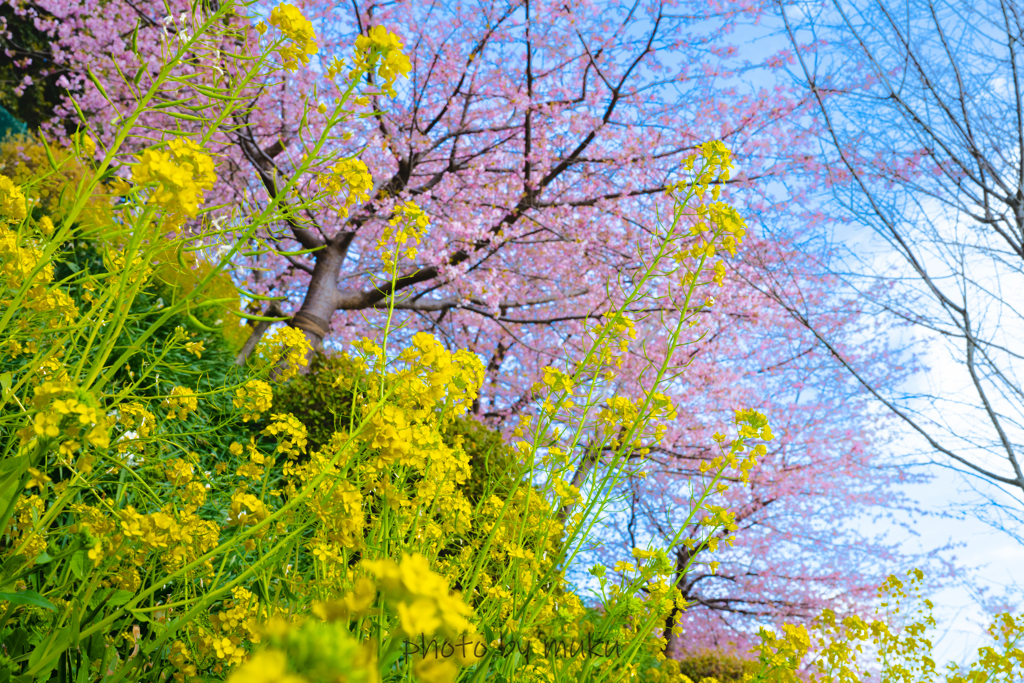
[
  {"left": 75, "top": 654, "right": 91, "bottom": 683},
  {"left": 0, "top": 589, "right": 57, "bottom": 611},
  {"left": 128, "top": 609, "right": 151, "bottom": 623},
  {"left": 86, "top": 632, "right": 105, "bottom": 661},
  {"left": 27, "top": 627, "right": 72, "bottom": 678},
  {"left": 69, "top": 550, "right": 86, "bottom": 581},
  {"left": 107, "top": 590, "right": 134, "bottom": 607},
  {"left": 0, "top": 554, "right": 27, "bottom": 583},
  {"left": 3, "top": 628, "right": 30, "bottom": 659},
  {"left": 0, "top": 452, "right": 29, "bottom": 492}
]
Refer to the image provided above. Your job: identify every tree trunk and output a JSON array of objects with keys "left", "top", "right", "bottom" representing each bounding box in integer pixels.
[
  {"left": 663, "top": 545, "right": 694, "bottom": 660},
  {"left": 235, "top": 241, "right": 347, "bottom": 373}
]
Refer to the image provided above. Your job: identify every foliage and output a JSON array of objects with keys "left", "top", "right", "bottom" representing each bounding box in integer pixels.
[
  {"left": 678, "top": 652, "right": 761, "bottom": 683},
  {"left": 273, "top": 351, "right": 523, "bottom": 504},
  {"left": 641, "top": 650, "right": 759, "bottom": 683}
]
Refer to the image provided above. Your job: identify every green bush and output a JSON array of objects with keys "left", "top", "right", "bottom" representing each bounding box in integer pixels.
[
  {"left": 677, "top": 651, "right": 758, "bottom": 683},
  {"left": 273, "top": 351, "right": 523, "bottom": 505},
  {"left": 639, "top": 650, "right": 757, "bottom": 683}
]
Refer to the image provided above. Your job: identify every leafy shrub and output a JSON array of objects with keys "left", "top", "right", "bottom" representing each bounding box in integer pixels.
[
  {"left": 675, "top": 651, "right": 759, "bottom": 683},
  {"left": 273, "top": 351, "right": 523, "bottom": 504},
  {"left": 641, "top": 651, "right": 759, "bottom": 683}
]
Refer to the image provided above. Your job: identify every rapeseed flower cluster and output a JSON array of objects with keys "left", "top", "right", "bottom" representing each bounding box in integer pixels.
[
  {"left": 162, "top": 458, "right": 209, "bottom": 511},
  {"left": 164, "top": 385, "right": 200, "bottom": 420},
  {"left": 70, "top": 498, "right": 219, "bottom": 579},
  {"left": 750, "top": 568, "right": 1024, "bottom": 683},
  {"left": 377, "top": 199, "right": 430, "bottom": 271},
  {"left": 15, "top": 382, "right": 110, "bottom": 472},
  {"left": 262, "top": 412, "right": 308, "bottom": 460},
  {"left": 0, "top": 172, "right": 27, "bottom": 222},
  {"left": 131, "top": 137, "right": 217, "bottom": 222},
  {"left": 582, "top": 313, "right": 638, "bottom": 372},
  {"left": 351, "top": 334, "right": 483, "bottom": 475},
  {"left": 113, "top": 402, "right": 156, "bottom": 452},
  {"left": 667, "top": 141, "right": 749, "bottom": 295},
  {"left": 226, "top": 617, "right": 379, "bottom": 683},
  {"left": 595, "top": 393, "right": 677, "bottom": 451},
  {"left": 351, "top": 25, "right": 412, "bottom": 97},
  {"left": 196, "top": 587, "right": 266, "bottom": 670},
  {"left": 234, "top": 379, "right": 274, "bottom": 421},
  {"left": 362, "top": 553, "right": 475, "bottom": 639},
  {"left": 6, "top": 494, "right": 49, "bottom": 561},
  {"left": 0, "top": 190, "right": 78, "bottom": 330},
  {"left": 318, "top": 157, "right": 372, "bottom": 218},
  {"left": 1, "top": 135, "right": 120, "bottom": 231},
  {"left": 250, "top": 325, "right": 312, "bottom": 380},
  {"left": 259, "top": 4, "right": 318, "bottom": 72}
]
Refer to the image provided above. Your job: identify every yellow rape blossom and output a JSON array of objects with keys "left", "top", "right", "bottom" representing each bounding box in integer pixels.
[
  {"left": 352, "top": 25, "right": 411, "bottom": 97},
  {"left": 227, "top": 619, "right": 379, "bottom": 683},
  {"left": 0, "top": 224, "right": 53, "bottom": 290},
  {"left": 0, "top": 174, "right": 27, "bottom": 223},
  {"left": 234, "top": 379, "right": 273, "bottom": 422},
  {"left": 131, "top": 137, "right": 216, "bottom": 221},
  {"left": 185, "top": 340, "right": 205, "bottom": 357},
  {"left": 252, "top": 325, "right": 312, "bottom": 381},
  {"left": 168, "top": 641, "right": 198, "bottom": 681},
  {"left": 226, "top": 650, "right": 304, "bottom": 683},
  {"left": 25, "top": 467, "right": 52, "bottom": 489},
  {"left": 412, "top": 656, "right": 460, "bottom": 683},
  {"left": 164, "top": 386, "right": 199, "bottom": 420},
  {"left": 377, "top": 200, "right": 430, "bottom": 271},
  {"left": 262, "top": 413, "right": 308, "bottom": 458},
  {"left": 71, "top": 130, "right": 96, "bottom": 158},
  {"left": 311, "top": 577, "right": 377, "bottom": 622},
  {"left": 319, "top": 158, "right": 372, "bottom": 218},
  {"left": 537, "top": 366, "right": 574, "bottom": 394},
  {"left": 362, "top": 553, "right": 475, "bottom": 640},
  {"left": 117, "top": 402, "right": 156, "bottom": 439},
  {"left": 228, "top": 490, "right": 270, "bottom": 527},
  {"left": 267, "top": 4, "right": 318, "bottom": 71}
]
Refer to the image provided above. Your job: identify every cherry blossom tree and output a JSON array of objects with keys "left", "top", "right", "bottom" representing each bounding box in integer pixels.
[{"left": 0, "top": 0, "right": 942, "bottom": 653}]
